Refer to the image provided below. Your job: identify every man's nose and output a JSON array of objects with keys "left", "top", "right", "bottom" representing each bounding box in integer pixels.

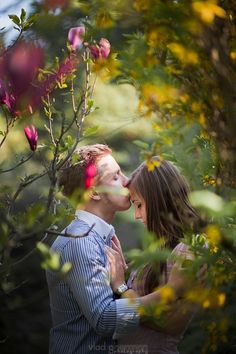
[{"left": 122, "top": 174, "right": 130, "bottom": 187}]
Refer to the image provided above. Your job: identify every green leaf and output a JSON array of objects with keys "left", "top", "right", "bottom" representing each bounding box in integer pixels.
[
  {"left": 36, "top": 241, "right": 49, "bottom": 256},
  {"left": 181, "top": 259, "right": 194, "bottom": 268},
  {"left": 61, "top": 262, "right": 72, "bottom": 274},
  {"left": 8, "top": 14, "right": 21, "bottom": 26},
  {"left": 133, "top": 140, "right": 149, "bottom": 150},
  {"left": 64, "top": 135, "right": 74, "bottom": 148},
  {"left": 48, "top": 253, "right": 60, "bottom": 270},
  {"left": 20, "top": 8, "right": 26, "bottom": 22},
  {"left": 189, "top": 190, "right": 224, "bottom": 213},
  {"left": 87, "top": 100, "right": 94, "bottom": 110},
  {"left": 83, "top": 126, "right": 99, "bottom": 137},
  {"left": 22, "top": 23, "right": 34, "bottom": 31}
]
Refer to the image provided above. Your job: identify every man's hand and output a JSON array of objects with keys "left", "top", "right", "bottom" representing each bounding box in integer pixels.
[
  {"left": 111, "top": 235, "right": 128, "bottom": 270},
  {"left": 106, "top": 244, "right": 126, "bottom": 292}
]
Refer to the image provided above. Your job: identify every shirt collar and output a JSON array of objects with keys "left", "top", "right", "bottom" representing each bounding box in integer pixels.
[{"left": 75, "top": 210, "right": 115, "bottom": 243}]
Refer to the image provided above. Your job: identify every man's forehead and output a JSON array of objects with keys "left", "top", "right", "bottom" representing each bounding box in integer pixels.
[{"left": 97, "top": 154, "right": 120, "bottom": 173}]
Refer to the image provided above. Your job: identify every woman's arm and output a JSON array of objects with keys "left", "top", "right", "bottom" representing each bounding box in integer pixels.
[
  {"left": 106, "top": 242, "right": 187, "bottom": 307},
  {"left": 106, "top": 238, "right": 202, "bottom": 334}
]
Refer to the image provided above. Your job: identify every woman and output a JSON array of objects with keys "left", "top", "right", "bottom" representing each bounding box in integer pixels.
[{"left": 107, "top": 157, "right": 201, "bottom": 354}]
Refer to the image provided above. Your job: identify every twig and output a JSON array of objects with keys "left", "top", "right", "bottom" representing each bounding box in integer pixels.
[
  {"left": 0, "top": 28, "right": 23, "bottom": 58},
  {"left": 0, "top": 152, "right": 34, "bottom": 173},
  {"left": 0, "top": 108, "right": 10, "bottom": 148},
  {"left": 78, "top": 47, "right": 91, "bottom": 130},
  {"left": 0, "top": 223, "right": 95, "bottom": 275},
  {"left": 0, "top": 233, "right": 48, "bottom": 275},
  {"left": 90, "top": 75, "right": 97, "bottom": 98},
  {"left": 8, "top": 169, "right": 48, "bottom": 214},
  {"left": 47, "top": 93, "right": 56, "bottom": 146},
  {"left": 45, "top": 223, "right": 95, "bottom": 239},
  {"left": 70, "top": 77, "right": 77, "bottom": 113}
]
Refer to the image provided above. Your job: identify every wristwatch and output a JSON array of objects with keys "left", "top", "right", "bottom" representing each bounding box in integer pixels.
[{"left": 115, "top": 283, "right": 129, "bottom": 295}]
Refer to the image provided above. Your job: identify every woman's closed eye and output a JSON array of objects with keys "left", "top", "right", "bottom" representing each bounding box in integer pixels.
[{"left": 134, "top": 202, "right": 142, "bottom": 209}]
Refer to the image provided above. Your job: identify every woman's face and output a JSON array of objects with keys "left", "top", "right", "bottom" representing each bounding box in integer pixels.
[{"left": 129, "top": 187, "right": 147, "bottom": 225}]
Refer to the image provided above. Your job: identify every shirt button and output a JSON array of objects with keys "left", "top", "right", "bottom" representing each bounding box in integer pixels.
[{"left": 103, "top": 236, "right": 106, "bottom": 240}]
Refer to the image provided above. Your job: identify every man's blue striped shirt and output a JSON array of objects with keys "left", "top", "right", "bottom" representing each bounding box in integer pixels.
[{"left": 46, "top": 210, "right": 140, "bottom": 353}]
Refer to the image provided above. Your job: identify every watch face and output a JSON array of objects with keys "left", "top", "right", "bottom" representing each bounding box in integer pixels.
[{"left": 117, "top": 283, "right": 128, "bottom": 294}]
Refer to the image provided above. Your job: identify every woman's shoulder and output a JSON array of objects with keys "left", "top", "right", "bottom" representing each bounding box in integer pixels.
[
  {"left": 171, "top": 242, "right": 195, "bottom": 261},
  {"left": 172, "top": 241, "right": 189, "bottom": 253}
]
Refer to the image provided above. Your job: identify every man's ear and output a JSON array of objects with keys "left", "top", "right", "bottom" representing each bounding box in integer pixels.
[{"left": 89, "top": 189, "right": 101, "bottom": 201}]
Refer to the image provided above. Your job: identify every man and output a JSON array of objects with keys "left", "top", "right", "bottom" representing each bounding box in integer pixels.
[{"left": 46, "top": 144, "right": 185, "bottom": 354}]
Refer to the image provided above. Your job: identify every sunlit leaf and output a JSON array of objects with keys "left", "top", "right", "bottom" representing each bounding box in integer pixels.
[{"left": 189, "top": 190, "right": 224, "bottom": 213}]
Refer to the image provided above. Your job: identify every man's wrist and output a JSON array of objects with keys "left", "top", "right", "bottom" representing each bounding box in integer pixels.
[{"left": 115, "top": 283, "right": 129, "bottom": 295}]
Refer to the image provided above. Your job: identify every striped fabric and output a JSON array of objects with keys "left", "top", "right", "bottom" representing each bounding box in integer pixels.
[{"left": 46, "top": 210, "right": 140, "bottom": 354}]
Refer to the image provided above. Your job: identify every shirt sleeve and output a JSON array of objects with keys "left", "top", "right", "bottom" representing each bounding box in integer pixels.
[{"left": 63, "top": 235, "right": 140, "bottom": 338}]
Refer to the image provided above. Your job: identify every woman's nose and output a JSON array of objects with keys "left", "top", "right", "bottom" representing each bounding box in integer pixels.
[{"left": 134, "top": 208, "right": 141, "bottom": 220}]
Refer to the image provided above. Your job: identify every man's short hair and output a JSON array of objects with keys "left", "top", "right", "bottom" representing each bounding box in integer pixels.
[{"left": 58, "top": 144, "right": 112, "bottom": 197}]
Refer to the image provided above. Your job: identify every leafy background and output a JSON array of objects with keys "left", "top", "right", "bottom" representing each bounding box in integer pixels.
[{"left": 0, "top": 1, "right": 235, "bottom": 353}]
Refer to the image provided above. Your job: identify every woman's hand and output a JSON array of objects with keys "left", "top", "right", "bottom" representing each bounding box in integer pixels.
[{"left": 106, "top": 241, "right": 127, "bottom": 293}]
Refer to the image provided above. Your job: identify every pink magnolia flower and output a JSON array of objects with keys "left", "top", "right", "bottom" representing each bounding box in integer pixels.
[
  {"left": 0, "top": 41, "right": 44, "bottom": 114},
  {"left": 31, "top": 55, "right": 79, "bottom": 109},
  {"left": 24, "top": 125, "right": 38, "bottom": 151},
  {"left": 2, "top": 41, "right": 44, "bottom": 98},
  {"left": 99, "top": 38, "right": 111, "bottom": 59},
  {"left": 85, "top": 162, "right": 97, "bottom": 189},
  {"left": 90, "top": 38, "right": 111, "bottom": 60},
  {"left": 68, "top": 27, "right": 85, "bottom": 51},
  {"left": 90, "top": 45, "right": 100, "bottom": 60},
  {"left": 0, "top": 80, "right": 17, "bottom": 116}
]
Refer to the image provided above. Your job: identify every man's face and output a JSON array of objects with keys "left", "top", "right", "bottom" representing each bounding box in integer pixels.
[{"left": 96, "top": 154, "right": 131, "bottom": 211}]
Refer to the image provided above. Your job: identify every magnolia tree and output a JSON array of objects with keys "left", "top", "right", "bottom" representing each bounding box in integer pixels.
[
  {"left": 0, "top": 10, "right": 112, "bottom": 279},
  {"left": 0, "top": 1, "right": 236, "bottom": 353}
]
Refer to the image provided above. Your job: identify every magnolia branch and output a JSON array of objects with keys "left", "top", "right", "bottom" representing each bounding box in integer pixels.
[{"left": 0, "top": 152, "right": 34, "bottom": 173}]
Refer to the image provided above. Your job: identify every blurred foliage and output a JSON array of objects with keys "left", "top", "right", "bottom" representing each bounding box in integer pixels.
[{"left": 0, "top": 0, "right": 236, "bottom": 353}]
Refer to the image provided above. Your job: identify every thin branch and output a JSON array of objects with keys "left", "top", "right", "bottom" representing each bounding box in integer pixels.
[
  {"left": 0, "top": 28, "right": 23, "bottom": 58},
  {"left": 63, "top": 98, "right": 83, "bottom": 136},
  {"left": 0, "top": 108, "right": 18, "bottom": 149},
  {"left": 8, "top": 169, "right": 48, "bottom": 214},
  {"left": 46, "top": 110, "right": 67, "bottom": 212},
  {"left": 78, "top": 47, "right": 91, "bottom": 130},
  {"left": 45, "top": 223, "right": 95, "bottom": 239},
  {"left": 90, "top": 74, "right": 97, "bottom": 98},
  {"left": 0, "top": 152, "right": 34, "bottom": 173},
  {"left": 70, "top": 77, "right": 77, "bottom": 113},
  {"left": 0, "top": 224, "right": 95, "bottom": 276},
  {"left": 47, "top": 93, "right": 56, "bottom": 146},
  {"left": 0, "top": 108, "right": 10, "bottom": 148},
  {"left": 0, "top": 233, "right": 48, "bottom": 275}
]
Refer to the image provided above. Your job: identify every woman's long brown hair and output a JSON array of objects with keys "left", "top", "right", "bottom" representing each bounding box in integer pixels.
[{"left": 129, "top": 157, "right": 199, "bottom": 295}]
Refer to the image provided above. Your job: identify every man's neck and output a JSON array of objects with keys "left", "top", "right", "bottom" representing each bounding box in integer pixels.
[{"left": 83, "top": 203, "right": 115, "bottom": 224}]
